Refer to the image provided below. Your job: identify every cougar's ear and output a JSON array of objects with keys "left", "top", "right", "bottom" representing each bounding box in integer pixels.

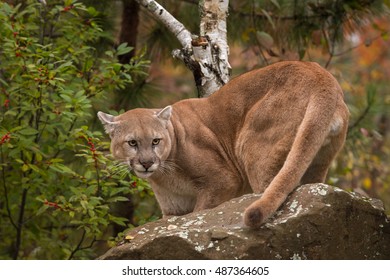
[
  {"left": 97, "top": 111, "right": 118, "bottom": 136},
  {"left": 156, "top": 106, "right": 172, "bottom": 126}
]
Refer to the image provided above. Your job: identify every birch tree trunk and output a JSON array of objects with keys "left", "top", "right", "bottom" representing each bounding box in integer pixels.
[{"left": 135, "top": 0, "right": 230, "bottom": 97}]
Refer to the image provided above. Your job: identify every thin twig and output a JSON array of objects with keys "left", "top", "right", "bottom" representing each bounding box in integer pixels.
[
  {"left": 68, "top": 229, "right": 86, "bottom": 260},
  {"left": 348, "top": 89, "right": 376, "bottom": 135},
  {"left": 348, "top": 105, "right": 372, "bottom": 135},
  {"left": 333, "top": 34, "right": 384, "bottom": 57},
  {"left": 79, "top": 237, "right": 97, "bottom": 251},
  {"left": 96, "top": 162, "right": 101, "bottom": 197}
]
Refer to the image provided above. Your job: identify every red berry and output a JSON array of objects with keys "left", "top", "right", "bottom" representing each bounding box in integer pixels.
[{"left": 0, "top": 132, "right": 11, "bottom": 145}]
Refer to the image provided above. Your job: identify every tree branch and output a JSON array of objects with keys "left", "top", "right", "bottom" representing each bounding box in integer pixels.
[
  {"left": 13, "top": 187, "right": 28, "bottom": 259},
  {"left": 136, "top": 0, "right": 192, "bottom": 49},
  {"left": 137, "top": 0, "right": 231, "bottom": 97}
]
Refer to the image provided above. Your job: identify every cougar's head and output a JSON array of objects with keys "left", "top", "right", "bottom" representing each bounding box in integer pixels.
[{"left": 97, "top": 106, "right": 173, "bottom": 179}]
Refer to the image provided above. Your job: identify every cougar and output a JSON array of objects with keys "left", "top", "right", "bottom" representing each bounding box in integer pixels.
[{"left": 98, "top": 61, "right": 349, "bottom": 228}]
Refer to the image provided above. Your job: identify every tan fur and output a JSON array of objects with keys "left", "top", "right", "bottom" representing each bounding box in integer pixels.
[{"left": 98, "top": 61, "right": 349, "bottom": 228}]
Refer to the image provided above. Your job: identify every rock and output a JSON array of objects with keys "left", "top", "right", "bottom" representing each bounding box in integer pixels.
[{"left": 99, "top": 184, "right": 390, "bottom": 260}]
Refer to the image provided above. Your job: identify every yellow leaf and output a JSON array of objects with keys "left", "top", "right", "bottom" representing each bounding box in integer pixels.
[
  {"left": 363, "top": 177, "right": 372, "bottom": 189},
  {"left": 125, "top": 235, "right": 135, "bottom": 240},
  {"left": 22, "top": 164, "right": 29, "bottom": 172}
]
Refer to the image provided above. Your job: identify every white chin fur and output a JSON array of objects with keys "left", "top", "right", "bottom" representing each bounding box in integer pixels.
[{"left": 134, "top": 170, "right": 154, "bottom": 179}]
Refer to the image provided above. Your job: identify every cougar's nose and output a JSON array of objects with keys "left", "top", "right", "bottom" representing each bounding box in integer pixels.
[{"left": 140, "top": 160, "right": 154, "bottom": 170}]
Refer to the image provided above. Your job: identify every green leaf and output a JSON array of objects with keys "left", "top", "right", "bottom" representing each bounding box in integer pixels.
[
  {"left": 113, "top": 63, "right": 122, "bottom": 72},
  {"left": 18, "top": 127, "right": 39, "bottom": 136},
  {"left": 56, "top": 61, "right": 73, "bottom": 70},
  {"left": 261, "top": 9, "right": 275, "bottom": 29},
  {"left": 117, "top": 43, "right": 133, "bottom": 56},
  {"left": 29, "top": 164, "right": 40, "bottom": 173},
  {"left": 87, "top": 6, "right": 99, "bottom": 17},
  {"left": 107, "top": 196, "right": 129, "bottom": 203},
  {"left": 110, "top": 216, "right": 128, "bottom": 227},
  {"left": 60, "top": 93, "right": 72, "bottom": 103},
  {"left": 49, "top": 163, "right": 74, "bottom": 175},
  {"left": 22, "top": 164, "right": 30, "bottom": 172},
  {"left": 105, "top": 50, "right": 114, "bottom": 58},
  {"left": 0, "top": 77, "right": 9, "bottom": 87},
  {"left": 256, "top": 31, "right": 274, "bottom": 49},
  {"left": 270, "top": 0, "right": 280, "bottom": 9},
  {"left": 110, "top": 187, "right": 131, "bottom": 196},
  {"left": 86, "top": 185, "right": 97, "bottom": 195},
  {"left": 36, "top": 204, "right": 49, "bottom": 216},
  {"left": 80, "top": 200, "right": 89, "bottom": 210}
]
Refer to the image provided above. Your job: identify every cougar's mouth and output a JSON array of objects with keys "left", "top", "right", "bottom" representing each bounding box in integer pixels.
[
  {"left": 128, "top": 159, "right": 159, "bottom": 179},
  {"left": 133, "top": 165, "right": 159, "bottom": 178},
  {"left": 134, "top": 170, "right": 154, "bottom": 178}
]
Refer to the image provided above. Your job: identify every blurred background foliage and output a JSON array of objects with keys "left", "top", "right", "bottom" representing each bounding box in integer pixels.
[{"left": 0, "top": 0, "right": 389, "bottom": 259}]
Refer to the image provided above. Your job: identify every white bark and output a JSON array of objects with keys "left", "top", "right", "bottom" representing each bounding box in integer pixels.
[
  {"left": 197, "top": 0, "right": 231, "bottom": 95},
  {"left": 135, "top": 0, "right": 231, "bottom": 97}
]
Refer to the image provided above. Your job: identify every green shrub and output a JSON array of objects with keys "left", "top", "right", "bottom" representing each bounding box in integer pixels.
[{"left": 0, "top": 0, "right": 153, "bottom": 259}]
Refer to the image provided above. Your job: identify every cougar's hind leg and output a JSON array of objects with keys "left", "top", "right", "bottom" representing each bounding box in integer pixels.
[
  {"left": 300, "top": 145, "right": 335, "bottom": 184},
  {"left": 301, "top": 114, "right": 349, "bottom": 184},
  {"left": 242, "top": 140, "right": 292, "bottom": 226},
  {"left": 244, "top": 102, "right": 340, "bottom": 228},
  {"left": 244, "top": 162, "right": 301, "bottom": 228},
  {"left": 245, "top": 142, "right": 290, "bottom": 194}
]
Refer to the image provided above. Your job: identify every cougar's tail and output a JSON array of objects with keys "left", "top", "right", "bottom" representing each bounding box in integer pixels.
[{"left": 244, "top": 86, "right": 345, "bottom": 228}]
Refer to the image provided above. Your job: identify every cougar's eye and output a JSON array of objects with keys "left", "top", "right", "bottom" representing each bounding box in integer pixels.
[
  {"left": 152, "top": 138, "right": 161, "bottom": 146},
  {"left": 128, "top": 140, "right": 137, "bottom": 147}
]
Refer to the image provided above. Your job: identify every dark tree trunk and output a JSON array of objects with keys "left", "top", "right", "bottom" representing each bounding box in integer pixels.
[{"left": 119, "top": 0, "right": 140, "bottom": 63}]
